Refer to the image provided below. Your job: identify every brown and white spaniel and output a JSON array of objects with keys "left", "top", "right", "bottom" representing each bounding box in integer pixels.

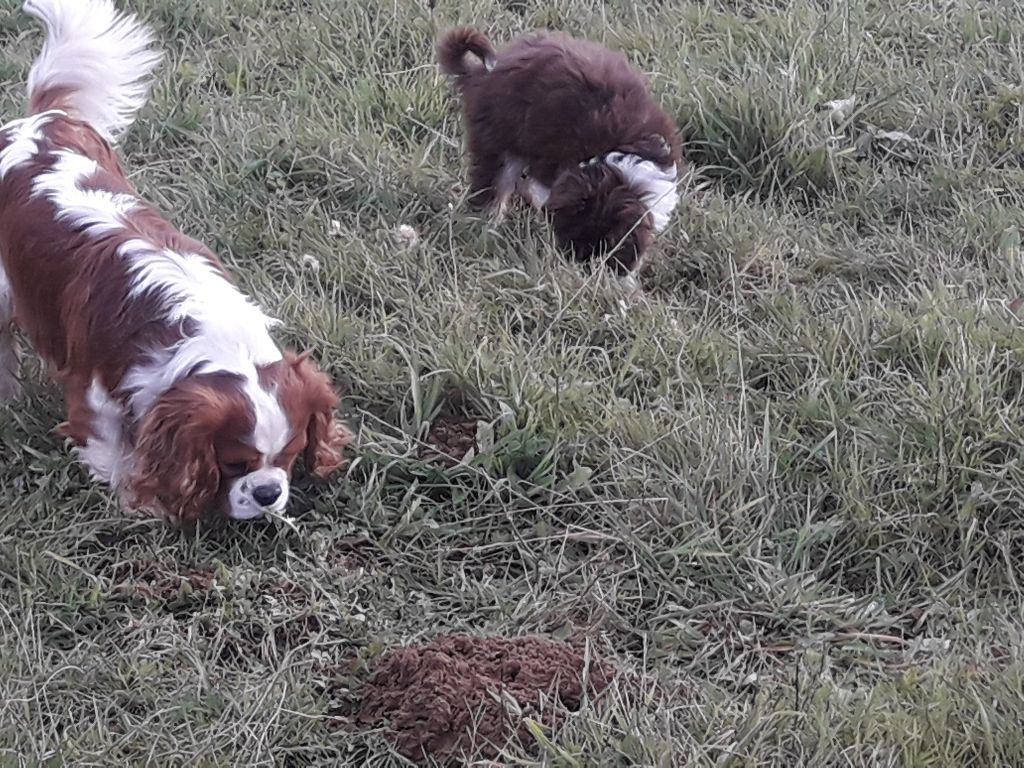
[
  {"left": 0, "top": 0, "right": 350, "bottom": 524},
  {"left": 437, "top": 26, "right": 683, "bottom": 288}
]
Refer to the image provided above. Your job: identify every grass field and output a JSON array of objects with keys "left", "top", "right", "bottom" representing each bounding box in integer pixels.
[{"left": 3, "top": 0, "right": 1024, "bottom": 764}]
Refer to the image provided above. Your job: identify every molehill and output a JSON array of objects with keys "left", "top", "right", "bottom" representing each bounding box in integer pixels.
[{"left": 356, "top": 634, "right": 614, "bottom": 763}]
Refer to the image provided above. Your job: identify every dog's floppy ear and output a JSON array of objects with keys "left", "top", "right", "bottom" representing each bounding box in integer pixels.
[
  {"left": 283, "top": 351, "right": 352, "bottom": 478},
  {"left": 547, "top": 161, "right": 615, "bottom": 212},
  {"left": 129, "top": 379, "right": 227, "bottom": 525}
]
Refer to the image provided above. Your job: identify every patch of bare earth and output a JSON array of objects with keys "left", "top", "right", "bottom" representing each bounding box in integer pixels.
[
  {"left": 354, "top": 634, "right": 614, "bottom": 764},
  {"left": 421, "top": 415, "right": 480, "bottom": 464}
]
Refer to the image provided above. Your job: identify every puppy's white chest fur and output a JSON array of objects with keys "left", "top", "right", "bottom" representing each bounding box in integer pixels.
[{"left": 603, "top": 152, "right": 679, "bottom": 233}]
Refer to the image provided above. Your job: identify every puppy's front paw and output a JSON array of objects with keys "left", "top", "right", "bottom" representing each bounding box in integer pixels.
[
  {"left": 616, "top": 273, "right": 644, "bottom": 305},
  {"left": 489, "top": 200, "right": 509, "bottom": 227}
]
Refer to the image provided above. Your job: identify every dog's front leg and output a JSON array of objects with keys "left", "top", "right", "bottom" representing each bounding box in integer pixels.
[
  {"left": 491, "top": 156, "right": 526, "bottom": 224},
  {"left": 56, "top": 374, "right": 95, "bottom": 445}
]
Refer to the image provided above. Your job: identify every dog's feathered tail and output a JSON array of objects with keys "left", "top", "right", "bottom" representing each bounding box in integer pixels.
[
  {"left": 437, "top": 26, "right": 496, "bottom": 77},
  {"left": 23, "top": 0, "right": 162, "bottom": 143}
]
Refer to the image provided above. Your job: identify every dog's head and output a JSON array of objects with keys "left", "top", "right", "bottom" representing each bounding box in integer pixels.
[
  {"left": 546, "top": 160, "right": 655, "bottom": 275},
  {"left": 128, "top": 352, "right": 351, "bottom": 525}
]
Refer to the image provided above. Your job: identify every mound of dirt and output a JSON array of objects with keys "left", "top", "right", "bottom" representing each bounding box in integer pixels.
[
  {"left": 356, "top": 634, "right": 614, "bottom": 763},
  {"left": 423, "top": 415, "right": 480, "bottom": 463}
]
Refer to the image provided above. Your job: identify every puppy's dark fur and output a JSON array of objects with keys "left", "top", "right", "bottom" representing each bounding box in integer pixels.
[{"left": 438, "top": 26, "right": 681, "bottom": 275}]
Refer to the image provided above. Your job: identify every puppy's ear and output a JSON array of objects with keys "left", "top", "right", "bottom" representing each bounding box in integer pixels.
[
  {"left": 547, "top": 162, "right": 614, "bottom": 212},
  {"left": 546, "top": 164, "right": 607, "bottom": 257}
]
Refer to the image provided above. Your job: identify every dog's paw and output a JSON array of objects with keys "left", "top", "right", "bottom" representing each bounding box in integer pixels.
[
  {"left": 489, "top": 199, "right": 509, "bottom": 227},
  {"left": 616, "top": 273, "right": 644, "bottom": 303}
]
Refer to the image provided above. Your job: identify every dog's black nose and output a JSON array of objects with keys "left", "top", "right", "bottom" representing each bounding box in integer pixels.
[{"left": 252, "top": 483, "right": 282, "bottom": 507}]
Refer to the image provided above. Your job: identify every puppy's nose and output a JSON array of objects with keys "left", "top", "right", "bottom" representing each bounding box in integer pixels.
[{"left": 252, "top": 483, "right": 282, "bottom": 508}]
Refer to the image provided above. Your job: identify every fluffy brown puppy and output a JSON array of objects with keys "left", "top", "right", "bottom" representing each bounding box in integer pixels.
[{"left": 438, "top": 26, "right": 682, "bottom": 282}]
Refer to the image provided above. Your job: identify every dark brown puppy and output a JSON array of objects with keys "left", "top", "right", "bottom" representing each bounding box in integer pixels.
[{"left": 438, "top": 26, "right": 682, "bottom": 281}]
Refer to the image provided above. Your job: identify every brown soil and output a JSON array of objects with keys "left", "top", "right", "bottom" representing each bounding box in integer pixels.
[
  {"left": 356, "top": 634, "right": 614, "bottom": 764},
  {"left": 109, "top": 559, "right": 216, "bottom": 600},
  {"left": 423, "top": 415, "right": 480, "bottom": 463}
]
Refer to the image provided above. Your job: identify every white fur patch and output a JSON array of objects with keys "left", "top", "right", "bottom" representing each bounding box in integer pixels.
[
  {"left": 617, "top": 272, "right": 642, "bottom": 298},
  {"left": 228, "top": 466, "right": 289, "bottom": 520},
  {"left": 604, "top": 152, "right": 679, "bottom": 233},
  {"left": 24, "top": 0, "right": 162, "bottom": 143},
  {"left": 76, "top": 378, "right": 131, "bottom": 488},
  {"left": 245, "top": 377, "right": 290, "bottom": 458},
  {"left": 31, "top": 150, "right": 138, "bottom": 235},
  {"left": 0, "top": 110, "right": 62, "bottom": 179},
  {"left": 117, "top": 242, "right": 283, "bottom": 421},
  {"left": 521, "top": 177, "right": 550, "bottom": 209}
]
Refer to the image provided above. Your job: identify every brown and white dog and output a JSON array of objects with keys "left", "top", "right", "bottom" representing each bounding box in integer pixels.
[
  {"left": 0, "top": 0, "right": 350, "bottom": 524},
  {"left": 437, "top": 26, "right": 682, "bottom": 287}
]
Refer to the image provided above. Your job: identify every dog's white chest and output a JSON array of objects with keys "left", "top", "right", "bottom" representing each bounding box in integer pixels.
[{"left": 604, "top": 152, "right": 679, "bottom": 233}]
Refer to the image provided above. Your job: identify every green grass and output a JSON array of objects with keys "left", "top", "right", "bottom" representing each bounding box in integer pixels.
[{"left": 3, "top": 0, "right": 1024, "bottom": 764}]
